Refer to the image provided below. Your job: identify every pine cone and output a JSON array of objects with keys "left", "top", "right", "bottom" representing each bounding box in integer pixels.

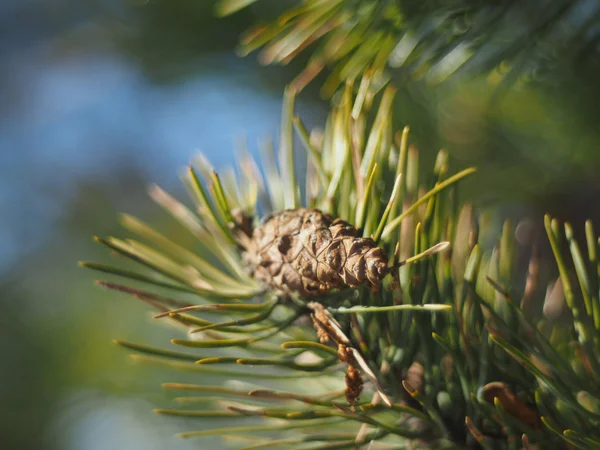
[{"left": 241, "top": 208, "right": 389, "bottom": 297}]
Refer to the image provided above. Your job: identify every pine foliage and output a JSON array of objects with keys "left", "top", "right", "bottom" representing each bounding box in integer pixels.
[
  {"left": 216, "top": 0, "right": 600, "bottom": 95},
  {"left": 81, "top": 1, "right": 600, "bottom": 448},
  {"left": 84, "top": 82, "right": 600, "bottom": 448}
]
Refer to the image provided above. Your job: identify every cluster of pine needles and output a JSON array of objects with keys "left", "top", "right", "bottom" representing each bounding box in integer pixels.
[
  {"left": 216, "top": 0, "right": 599, "bottom": 94},
  {"left": 81, "top": 78, "right": 600, "bottom": 449}
]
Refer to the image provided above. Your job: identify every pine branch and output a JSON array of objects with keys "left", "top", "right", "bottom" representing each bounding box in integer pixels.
[
  {"left": 215, "top": 0, "right": 600, "bottom": 95},
  {"left": 83, "top": 82, "right": 600, "bottom": 448}
]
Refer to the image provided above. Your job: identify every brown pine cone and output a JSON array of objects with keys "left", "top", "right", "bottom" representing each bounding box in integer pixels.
[{"left": 240, "top": 208, "right": 389, "bottom": 297}]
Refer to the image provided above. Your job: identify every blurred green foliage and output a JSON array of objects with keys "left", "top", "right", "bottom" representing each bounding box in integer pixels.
[{"left": 0, "top": 169, "right": 232, "bottom": 449}]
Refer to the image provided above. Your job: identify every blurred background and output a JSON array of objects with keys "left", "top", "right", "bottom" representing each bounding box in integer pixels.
[{"left": 1, "top": 1, "right": 599, "bottom": 449}]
